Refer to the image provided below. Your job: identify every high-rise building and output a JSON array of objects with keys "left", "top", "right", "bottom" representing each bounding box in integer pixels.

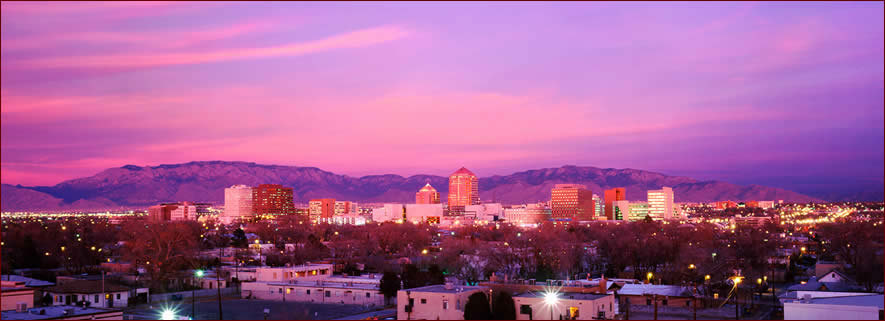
[
  {"left": 334, "top": 201, "right": 353, "bottom": 215},
  {"left": 148, "top": 204, "right": 175, "bottom": 221},
  {"left": 593, "top": 194, "right": 603, "bottom": 219},
  {"left": 611, "top": 200, "right": 630, "bottom": 221},
  {"left": 169, "top": 202, "right": 211, "bottom": 221},
  {"left": 252, "top": 184, "right": 295, "bottom": 217},
  {"left": 628, "top": 202, "right": 650, "bottom": 221},
  {"left": 504, "top": 203, "right": 552, "bottom": 227},
  {"left": 447, "top": 167, "right": 479, "bottom": 207},
  {"left": 415, "top": 183, "right": 441, "bottom": 204},
  {"left": 550, "top": 184, "right": 596, "bottom": 221},
  {"left": 603, "top": 188, "right": 626, "bottom": 220},
  {"left": 223, "top": 184, "right": 253, "bottom": 223},
  {"left": 309, "top": 199, "right": 335, "bottom": 221},
  {"left": 647, "top": 186, "right": 674, "bottom": 220}
]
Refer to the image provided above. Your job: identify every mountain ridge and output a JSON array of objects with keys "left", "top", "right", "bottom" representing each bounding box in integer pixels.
[{"left": 1, "top": 161, "right": 824, "bottom": 211}]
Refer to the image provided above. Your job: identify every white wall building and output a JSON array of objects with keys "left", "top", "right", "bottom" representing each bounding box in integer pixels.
[
  {"left": 223, "top": 185, "right": 253, "bottom": 224},
  {"left": 465, "top": 203, "right": 504, "bottom": 222},
  {"left": 647, "top": 187, "right": 674, "bottom": 220},
  {"left": 513, "top": 292, "right": 616, "bottom": 320},
  {"left": 240, "top": 265, "right": 385, "bottom": 307},
  {"left": 397, "top": 284, "right": 488, "bottom": 320}
]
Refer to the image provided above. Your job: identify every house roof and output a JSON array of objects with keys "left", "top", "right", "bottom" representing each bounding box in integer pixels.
[
  {"left": 786, "top": 276, "right": 864, "bottom": 292},
  {"left": 44, "top": 280, "right": 129, "bottom": 294},
  {"left": 1, "top": 275, "right": 54, "bottom": 287}
]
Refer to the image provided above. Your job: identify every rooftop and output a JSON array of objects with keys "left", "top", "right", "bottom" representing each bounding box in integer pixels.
[
  {"left": 403, "top": 284, "right": 487, "bottom": 294},
  {"left": 618, "top": 284, "right": 694, "bottom": 297},
  {"left": 1, "top": 275, "right": 55, "bottom": 287},
  {"left": 450, "top": 167, "right": 476, "bottom": 177},
  {"left": 515, "top": 291, "right": 609, "bottom": 301},
  {"left": 45, "top": 280, "right": 129, "bottom": 294},
  {"left": 1, "top": 306, "right": 122, "bottom": 320},
  {"left": 801, "top": 294, "right": 885, "bottom": 309}
]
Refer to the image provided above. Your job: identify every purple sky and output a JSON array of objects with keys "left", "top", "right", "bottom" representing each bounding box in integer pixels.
[{"left": 2, "top": 2, "right": 883, "bottom": 199}]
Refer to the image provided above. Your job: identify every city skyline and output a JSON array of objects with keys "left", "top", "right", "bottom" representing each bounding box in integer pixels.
[{"left": 2, "top": 2, "right": 883, "bottom": 201}]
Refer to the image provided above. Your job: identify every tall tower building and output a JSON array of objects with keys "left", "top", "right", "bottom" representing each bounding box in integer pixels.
[
  {"left": 415, "top": 183, "right": 441, "bottom": 204},
  {"left": 550, "top": 184, "right": 595, "bottom": 221},
  {"left": 309, "top": 199, "right": 336, "bottom": 221},
  {"left": 252, "top": 184, "right": 295, "bottom": 217},
  {"left": 648, "top": 186, "right": 674, "bottom": 220},
  {"left": 603, "top": 188, "right": 626, "bottom": 220},
  {"left": 593, "top": 194, "right": 603, "bottom": 219},
  {"left": 223, "top": 184, "right": 253, "bottom": 223},
  {"left": 447, "top": 167, "right": 479, "bottom": 207}
]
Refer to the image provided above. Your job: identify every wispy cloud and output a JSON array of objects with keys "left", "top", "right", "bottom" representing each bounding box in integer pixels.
[
  {"left": 2, "top": 19, "right": 281, "bottom": 51},
  {"left": 8, "top": 25, "right": 412, "bottom": 70}
]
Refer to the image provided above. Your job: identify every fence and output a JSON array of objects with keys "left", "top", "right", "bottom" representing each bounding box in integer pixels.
[{"left": 149, "top": 287, "right": 239, "bottom": 303}]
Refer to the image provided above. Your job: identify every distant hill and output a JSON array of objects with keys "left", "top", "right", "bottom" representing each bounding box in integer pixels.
[{"left": 1, "top": 161, "right": 823, "bottom": 211}]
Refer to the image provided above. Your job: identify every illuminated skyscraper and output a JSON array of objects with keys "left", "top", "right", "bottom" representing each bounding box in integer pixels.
[
  {"left": 603, "top": 188, "right": 626, "bottom": 220},
  {"left": 550, "top": 184, "right": 595, "bottom": 221},
  {"left": 252, "top": 184, "right": 295, "bottom": 217},
  {"left": 223, "top": 184, "right": 253, "bottom": 223},
  {"left": 647, "top": 186, "right": 674, "bottom": 220},
  {"left": 309, "top": 198, "right": 335, "bottom": 221},
  {"left": 447, "top": 167, "right": 479, "bottom": 207},
  {"left": 593, "top": 194, "right": 603, "bottom": 219},
  {"left": 415, "top": 183, "right": 441, "bottom": 204}
]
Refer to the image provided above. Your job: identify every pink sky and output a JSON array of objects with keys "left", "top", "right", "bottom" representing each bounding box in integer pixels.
[{"left": 1, "top": 2, "right": 882, "bottom": 200}]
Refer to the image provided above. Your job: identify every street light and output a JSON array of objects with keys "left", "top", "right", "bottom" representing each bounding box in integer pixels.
[
  {"left": 647, "top": 272, "right": 653, "bottom": 284},
  {"left": 543, "top": 290, "right": 559, "bottom": 320},
  {"left": 689, "top": 264, "right": 696, "bottom": 270},
  {"left": 193, "top": 270, "right": 204, "bottom": 320},
  {"left": 161, "top": 309, "right": 176, "bottom": 320}
]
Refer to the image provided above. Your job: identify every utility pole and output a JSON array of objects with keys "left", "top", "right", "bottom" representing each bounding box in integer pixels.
[
  {"left": 653, "top": 294, "right": 658, "bottom": 320},
  {"left": 216, "top": 267, "right": 223, "bottom": 320},
  {"left": 693, "top": 295, "right": 697, "bottom": 320}
]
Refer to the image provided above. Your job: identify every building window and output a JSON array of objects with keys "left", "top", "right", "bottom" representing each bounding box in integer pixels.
[
  {"left": 421, "top": 298, "right": 427, "bottom": 304},
  {"left": 598, "top": 311, "right": 605, "bottom": 319},
  {"left": 325, "top": 291, "right": 331, "bottom": 297},
  {"left": 117, "top": 294, "right": 121, "bottom": 300},
  {"left": 279, "top": 288, "right": 283, "bottom": 293},
  {"left": 646, "top": 298, "right": 651, "bottom": 305},
  {"left": 94, "top": 295, "right": 99, "bottom": 303},
  {"left": 443, "top": 300, "right": 449, "bottom": 310},
  {"left": 306, "top": 290, "right": 311, "bottom": 295},
  {"left": 366, "top": 293, "right": 371, "bottom": 298},
  {"left": 662, "top": 299, "right": 668, "bottom": 306}
]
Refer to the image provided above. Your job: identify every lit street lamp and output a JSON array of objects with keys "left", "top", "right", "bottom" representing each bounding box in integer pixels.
[
  {"left": 544, "top": 291, "right": 559, "bottom": 320},
  {"left": 193, "top": 270, "right": 204, "bottom": 320}
]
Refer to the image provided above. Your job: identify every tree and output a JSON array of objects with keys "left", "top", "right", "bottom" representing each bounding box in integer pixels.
[
  {"left": 427, "top": 264, "right": 445, "bottom": 285},
  {"left": 379, "top": 271, "right": 401, "bottom": 306},
  {"left": 464, "top": 292, "right": 492, "bottom": 320},
  {"left": 231, "top": 228, "right": 248, "bottom": 248},
  {"left": 491, "top": 291, "right": 516, "bottom": 320}
]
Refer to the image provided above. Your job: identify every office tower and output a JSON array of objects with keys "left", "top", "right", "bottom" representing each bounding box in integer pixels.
[
  {"left": 447, "top": 167, "right": 479, "bottom": 207},
  {"left": 334, "top": 201, "right": 353, "bottom": 215},
  {"left": 628, "top": 202, "right": 650, "bottom": 221},
  {"left": 593, "top": 194, "right": 603, "bottom": 219},
  {"left": 415, "top": 183, "right": 441, "bottom": 204},
  {"left": 550, "top": 184, "right": 595, "bottom": 221},
  {"left": 648, "top": 186, "right": 674, "bottom": 220},
  {"left": 223, "top": 184, "right": 253, "bottom": 223},
  {"left": 309, "top": 198, "right": 336, "bottom": 221},
  {"left": 603, "top": 188, "right": 626, "bottom": 220},
  {"left": 252, "top": 184, "right": 295, "bottom": 216}
]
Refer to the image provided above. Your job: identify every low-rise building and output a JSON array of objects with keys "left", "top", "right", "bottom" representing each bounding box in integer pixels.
[
  {"left": 514, "top": 291, "right": 615, "bottom": 320},
  {"left": 397, "top": 284, "right": 488, "bottom": 320},
  {"left": 2, "top": 281, "right": 35, "bottom": 312},
  {"left": 784, "top": 294, "right": 883, "bottom": 320},
  {"left": 616, "top": 284, "right": 702, "bottom": 309},
  {"left": 1, "top": 306, "right": 124, "bottom": 320},
  {"left": 43, "top": 280, "right": 130, "bottom": 308}
]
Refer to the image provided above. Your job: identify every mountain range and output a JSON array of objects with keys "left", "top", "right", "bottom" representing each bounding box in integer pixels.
[{"left": 1, "top": 161, "right": 824, "bottom": 211}]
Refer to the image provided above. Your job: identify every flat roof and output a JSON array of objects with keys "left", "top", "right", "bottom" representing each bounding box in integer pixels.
[
  {"left": 515, "top": 292, "right": 609, "bottom": 301},
  {"left": 268, "top": 282, "right": 378, "bottom": 291},
  {"left": 805, "top": 295, "right": 885, "bottom": 309},
  {"left": 1, "top": 306, "right": 123, "bottom": 320},
  {"left": 402, "top": 284, "right": 487, "bottom": 294}
]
